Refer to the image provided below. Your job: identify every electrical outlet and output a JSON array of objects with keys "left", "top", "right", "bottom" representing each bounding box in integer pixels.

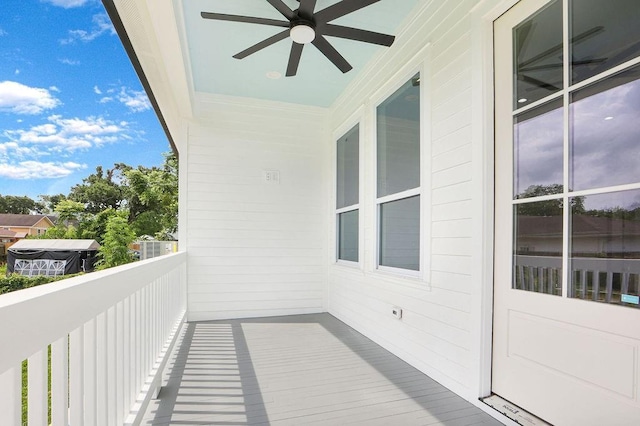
[
  {"left": 264, "top": 170, "right": 280, "bottom": 184},
  {"left": 391, "top": 306, "right": 403, "bottom": 319}
]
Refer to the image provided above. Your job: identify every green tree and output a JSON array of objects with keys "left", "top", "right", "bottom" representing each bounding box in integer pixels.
[
  {"left": 37, "top": 194, "right": 67, "bottom": 214},
  {"left": 125, "top": 152, "right": 178, "bottom": 238},
  {"left": 0, "top": 194, "right": 41, "bottom": 214},
  {"left": 516, "top": 184, "right": 586, "bottom": 216},
  {"left": 77, "top": 208, "right": 119, "bottom": 244},
  {"left": 55, "top": 200, "right": 85, "bottom": 224},
  {"left": 96, "top": 212, "right": 136, "bottom": 269},
  {"left": 68, "top": 165, "right": 128, "bottom": 214}
]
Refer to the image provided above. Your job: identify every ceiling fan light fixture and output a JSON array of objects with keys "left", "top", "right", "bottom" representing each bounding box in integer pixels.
[{"left": 290, "top": 24, "right": 315, "bottom": 44}]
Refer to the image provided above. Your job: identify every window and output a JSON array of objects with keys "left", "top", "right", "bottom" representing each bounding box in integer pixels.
[
  {"left": 376, "top": 74, "right": 421, "bottom": 272},
  {"left": 510, "top": 0, "right": 640, "bottom": 308},
  {"left": 336, "top": 124, "right": 359, "bottom": 262}
]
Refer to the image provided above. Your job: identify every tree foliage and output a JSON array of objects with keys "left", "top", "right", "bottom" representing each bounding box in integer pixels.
[
  {"left": 6, "top": 152, "right": 178, "bottom": 270},
  {"left": 0, "top": 194, "right": 42, "bottom": 214},
  {"left": 516, "top": 184, "right": 585, "bottom": 216},
  {"left": 96, "top": 212, "right": 136, "bottom": 269}
]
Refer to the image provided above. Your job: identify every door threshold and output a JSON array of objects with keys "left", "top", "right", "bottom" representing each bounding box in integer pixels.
[{"left": 481, "top": 394, "right": 551, "bottom": 426}]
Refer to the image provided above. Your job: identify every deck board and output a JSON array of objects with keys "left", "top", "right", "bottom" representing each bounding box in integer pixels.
[{"left": 142, "top": 314, "right": 502, "bottom": 425}]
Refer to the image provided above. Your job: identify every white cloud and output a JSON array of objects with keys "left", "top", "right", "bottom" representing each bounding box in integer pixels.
[
  {"left": 0, "top": 161, "right": 86, "bottom": 179},
  {"left": 93, "top": 85, "right": 102, "bottom": 95},
  {"left": 117, "top": 88, "right": 151, "bottom": 112},
  {"left": 0, "top": 142, "right": 41, "bottom": 159},
  {"left": 0, "top": 81, "right": 61, "bottom": 115},
  {"left": 43, "top": 0, "right": 89, "bottom": 8},
  {"left": 0, "top": 27, "right": 7, "bottom": 36},
  {"left": 59, "top": 58, "right": 80, "bottom": 66},
  {"left": 5, "top": 115, "right": 127, "bottom": 152},
  {"left": 14, "top": 69, "right": 20, "bottom": 75},
  {"left": 97, "top": 86, "right": 151, "bottom": 112},
  {"left": 60, "top": 13, "right": 115, "bottom": 44},
  {"left": 49, "top": 86, "right": 61, "bottom": 92}
]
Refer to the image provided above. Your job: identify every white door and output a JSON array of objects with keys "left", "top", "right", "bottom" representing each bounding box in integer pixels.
[{"left": 493, "top": 0, "right": 640, "bottom": 424}]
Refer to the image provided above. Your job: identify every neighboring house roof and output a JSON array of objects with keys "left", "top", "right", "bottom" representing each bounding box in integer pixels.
[
  {"left": 0, "top": 214, "right": 55, "bottom": 228},
  {"left": 9, "top": 239, "right": 100, "bottom": 251},
  {"left": 0, "top": 229, "right": 16, "bottom": 238}
]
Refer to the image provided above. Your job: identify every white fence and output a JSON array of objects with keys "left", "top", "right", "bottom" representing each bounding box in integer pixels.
[
  {"left": 515, "top": 255, "right": 640, "bottom": 303},
  {"left": 0, "top": 251, "right": 187, "bottom": 425}
]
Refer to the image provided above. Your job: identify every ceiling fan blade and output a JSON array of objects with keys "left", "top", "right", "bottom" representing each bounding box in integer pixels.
[
  {"left": 516, "top": 21, "right": 533, "bottom": 60},
  {"left": 233, "top": 30, "right": 289, "bottom": 59},
  {"left": 266, "top": 0, "right": 295, "bottom": 20},
  {"left": 201, "top": 12, "right": 289, "bottom": 28},
  {"left": 519, "top": 26, "right": 604, "bottom": 68},
  {"left": 322, "top": 24, "right": 394, "bottom": 46},
  {"left": 315, "top": 0, "right": 380, "bottom": 23},
  {"left": 312, "top": 35, "right": 352, "bottom": 73},
  {"left": 286, "top": 43, "right": 304, "bottom": 77},
  {"left": 519, "top": 73, "right": 561, "bottom": 91},
  {"left": 298, "top": 0, "right": 317, "bottom": 18},
  {"left": 519, "top": 58, "right": 607, "bottom": 73}
]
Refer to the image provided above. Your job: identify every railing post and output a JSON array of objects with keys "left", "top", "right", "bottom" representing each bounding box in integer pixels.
[
  {"left": 52, "top": 334, "right": 69, "bottom": 426},
  {"left": 0, "top": 367, "right": 21, "bottom": 425},
  {"left": 70, "top": 326, "right": 84, "bottom": 425},
  {"left": 28, "top": 348, "right": 48, "bottom": 426}
]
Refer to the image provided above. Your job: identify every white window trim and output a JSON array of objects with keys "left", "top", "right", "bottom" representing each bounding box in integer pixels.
[
  {"left": 370, "top": 56, "right": 431, "bottom": 282},
  {"left": 333, "top": 111, "right": 364, "bottom": 267}
]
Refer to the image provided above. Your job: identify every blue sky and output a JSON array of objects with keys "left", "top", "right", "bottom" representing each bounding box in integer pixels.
[{"left": 0, "top": 0, "right": 169, "bottom": 200}]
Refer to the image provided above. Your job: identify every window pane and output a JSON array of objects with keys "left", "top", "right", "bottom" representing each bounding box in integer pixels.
[
  {"left": 570, "top": 65, "right": 640, "bottom": 191},
  {"left": 514, "top": 99, "right": 563, "bottom": 199},
  {"left": 513, "top": 202, "right": 562, "bottom": 295},
  {"left": 336, "top": 125, "right": 359, "bottom": 209},
  {"left": 570, "top": 190, "right": 640, "bottom": 308},
  {"left": 379, "top": 196, "right": 420, "bottom": 271},
  {"left": 377, "top": 74, "right": 420, "bottom": 198},
  {"left": 513, "top": 0, "right": 563, "bottom": 109},
  {"left": 338, "top": 210, "right": 358, "bottom": 262},
  {"left": 570, "top": 0, "right": 640, "bottom": 84}
]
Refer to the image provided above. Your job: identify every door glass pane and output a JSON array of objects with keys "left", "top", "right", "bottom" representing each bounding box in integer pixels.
[
  {"left": 570, "top": 0, "right": 640, "bottom": 85},
  {"left": 379, "top": 196, "right": 420, "bottom": 271},
  {"left": 513, "top": 202, "right": 562, "bottom": 295},
  {"left": 338, "top": 210, "right": 359, "bottom": 262},
  {"left": 377, "top": 74, "right": 420, "bottom": 198},
  {"left": 570, "top": 65, "right": 640, "bottom": 191},
  {"left": 570, "top": 190, "right": 640, "bottom": 308},
  {"left": 513, "top": 0, "right": 563, "bottom": 109},
  {"left": 514, "top": 99, "right": 563, "bottom": 199}
]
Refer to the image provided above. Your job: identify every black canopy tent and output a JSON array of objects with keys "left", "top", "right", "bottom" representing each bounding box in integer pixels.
[{"left": 7, "top": 239, "right": 100, "bottom": 276}]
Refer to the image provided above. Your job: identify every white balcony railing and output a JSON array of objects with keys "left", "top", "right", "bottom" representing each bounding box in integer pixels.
[
  {"left": 0, "top": 251, "right": 187, "bottom": 426},
  {"left": 515, "top": 255, "right": 640, "bottom": 302}
]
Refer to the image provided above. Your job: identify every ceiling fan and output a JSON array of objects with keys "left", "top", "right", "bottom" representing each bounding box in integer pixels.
[{"left": 201, "top": 0, "right": 396, "bottom": 77}]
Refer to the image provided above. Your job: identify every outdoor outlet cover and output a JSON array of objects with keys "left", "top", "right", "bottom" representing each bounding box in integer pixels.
[{"left": 392, "top": 307, "right": 403, "bottom": 319}]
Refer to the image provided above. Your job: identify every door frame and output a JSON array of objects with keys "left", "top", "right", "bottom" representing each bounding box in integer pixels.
[{"left": 468, "top": 0, "right": 521, "bottom": 403}]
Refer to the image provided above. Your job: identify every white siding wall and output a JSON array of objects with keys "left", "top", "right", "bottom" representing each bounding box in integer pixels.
[
  {"left": 327, "top": 0, "right": 494, "bottom": 400},
  {"left": 185, "top": 99, "right": 329, "bottom": 321}
]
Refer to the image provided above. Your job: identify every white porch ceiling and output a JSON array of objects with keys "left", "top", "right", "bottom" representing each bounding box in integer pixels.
[{"left": 178, "top": 0, "right": 420, "bottom": 107}]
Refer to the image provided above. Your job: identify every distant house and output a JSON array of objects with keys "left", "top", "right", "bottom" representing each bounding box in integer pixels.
[{"left": 0, "top": 214, "right": 55, "bottom": 238}]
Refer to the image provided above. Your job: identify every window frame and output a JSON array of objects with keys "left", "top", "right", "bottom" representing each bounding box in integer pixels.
[
  {"left": 334, "top": 114, "right": 364, "bottom": 267},
  {"left": 371, "top": 63, "right": 429, "bottom": 279}
]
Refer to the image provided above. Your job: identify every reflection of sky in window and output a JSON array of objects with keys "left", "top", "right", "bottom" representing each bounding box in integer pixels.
[
  {"left": 513, "top": 104, "right": 563, "bottom": 197},
  {"left": 579, "top": 189, "right": 640, "bottom": 211},
  {"left": 571, "top": 74, "right": 640, "bottom": 191}
]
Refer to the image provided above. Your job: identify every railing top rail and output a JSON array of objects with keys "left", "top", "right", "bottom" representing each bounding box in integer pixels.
[{"left": 0, "top": 251, "right": 186, "bottom": 375}]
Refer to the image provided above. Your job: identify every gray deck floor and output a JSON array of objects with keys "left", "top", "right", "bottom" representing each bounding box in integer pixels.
[{"left": 142, "top": 313, "right": 503, "bottom": 425}]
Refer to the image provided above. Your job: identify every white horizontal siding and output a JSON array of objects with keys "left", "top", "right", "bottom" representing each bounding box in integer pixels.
[
  {"left": 185, "top": 102, "right": 329, "bottom": 321},
  {"left": 327, "top": 0, "right": 487, "bottom": 399}
]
